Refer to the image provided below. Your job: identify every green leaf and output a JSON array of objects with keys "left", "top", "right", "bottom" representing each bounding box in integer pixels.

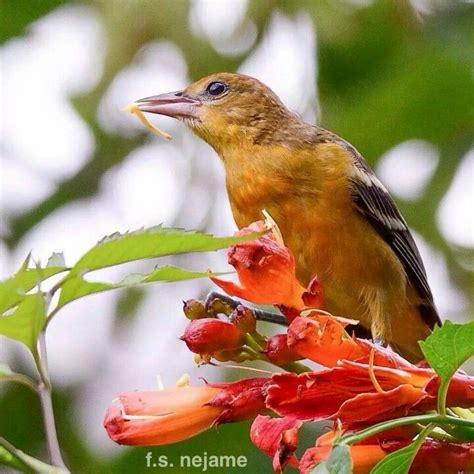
[
  {"left": 0, "top": 437, "right": 67, "bottom": 473},
  {"left": 69, "top": 226, "right": 260, "bottom": 275},
  {"left": 0, "top": 292, "right": 46, "bottom": 354},
  {"left": 419, "top": 320, "right": 474, "bottom": 414},
  {"left": 370, "top": 423, "right": 434, "bottom": 474},
  {"left": 311, "top": 445, "right": 352, "bottom": 474},
  {"left": 57, "top": 265, "right": 218, "bottom": 308},
  {"left": 370, "top": 442, "right": 416, "bottom": 474},
  {"left": 0, "top": 257, "right": 66, "bottom": 314},
  {"left": 0, "top": 362, "right": 13, "bottom": 377},
  {"left": 419, "top": 320, "right": 474, "bottom": 381},
  {"left": 0, "top": 361, "right": 37, "bottom": 392}
]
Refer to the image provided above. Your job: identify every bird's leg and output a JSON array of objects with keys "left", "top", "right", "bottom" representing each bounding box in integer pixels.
[{"left": 204, "top": 291, "right": 289, "bottom": 326}]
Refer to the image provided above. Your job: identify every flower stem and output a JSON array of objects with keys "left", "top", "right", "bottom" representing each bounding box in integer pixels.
[
  {"left": 437, "top": 379, "right": 449, "bottom": 417},
  {"left": 422, "top": 426, "right": 455, "bottom": 442},
  {"left": 204, "top": 292, "right": 289, "bottom": 326},
  {"left": 34, "top": 331, "right": 68, "bottom": 471},
  {"left": 340, "top": 414, "right": 474, "bottom": 446},
  {"left": 280, "top": 361, "right": 311, "bottom": 374},
  {"left": 244, "top": 334, "right": 264, "bottom": 353}
]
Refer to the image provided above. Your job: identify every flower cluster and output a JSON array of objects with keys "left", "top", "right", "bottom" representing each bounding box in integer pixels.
[{"left": 104, "top": 221, "right": 474, "bottom": 473}]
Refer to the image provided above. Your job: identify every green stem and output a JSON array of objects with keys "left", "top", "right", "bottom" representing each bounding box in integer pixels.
[
  {"left": 280, "top": 361, "right": 312, "bottom": 374},
  {"left": 34, "top": 332, "right": 68, "bottom": 470},
  {"left": 421, "top": 425, "right": 455, "bottom": 442},
  {"left": 244, "top": 334, "right": 264, "bottom": 353},
  {"left": 0, "top": 437, "right": 31, "bottom": 471},
  {"left": 44, "top": 274, "right": 70, "bottom": 327},
  {"left": 340, "top": 414, "right": 474, "bottom": 446},
  {"left": 241, "top": 346, "right": 264, "bottom": 360},
  {"left": 0, "top": 436, "right": 66, "bottom": 473},
  {"left": 437, "top": 379, "right": 449, "bottom": 417},
  {"left": 249, "top": 330, "right": 267, "bottom": 348}
]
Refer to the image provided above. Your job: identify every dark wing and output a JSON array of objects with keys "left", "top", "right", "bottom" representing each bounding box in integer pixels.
[{"left": 341, "top": 141, "right": 440, "bottom": 328}]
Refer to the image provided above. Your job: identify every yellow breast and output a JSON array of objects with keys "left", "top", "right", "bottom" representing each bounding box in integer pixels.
[{"left": 222, "top": 142, "right": 406, "bottom": 325}]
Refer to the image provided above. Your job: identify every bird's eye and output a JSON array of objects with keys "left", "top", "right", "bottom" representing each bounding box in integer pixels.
[{"left": 206, "top": 81, "right": 227, "bottom": 96}]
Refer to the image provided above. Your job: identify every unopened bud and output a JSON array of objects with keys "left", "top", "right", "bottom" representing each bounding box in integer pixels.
[
  {"left": 183, "top": 299, "right": 208, "bottom": 320},
  {"left": 264, "top": 334, "right": 302, "bottom": 365},
  {"left": 229, "top": 305, "right": 256, "bottom": 333},
  {"left": 206, "top": 298, "right": 234, "bottom": 317},
  {"left": 181, "top": 318, "right": 245, "bottom": 356}
]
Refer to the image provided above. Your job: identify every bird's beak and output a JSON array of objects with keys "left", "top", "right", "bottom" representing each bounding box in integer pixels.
[{"left": 135, "top": 91, "right": 202, "bottom": 120}]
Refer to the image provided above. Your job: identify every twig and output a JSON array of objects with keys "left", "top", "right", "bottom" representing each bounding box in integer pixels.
[
  {"left": 35, "top": 331, "right": 69, "bottom": 471},
  {"left": 204, "top": 291, "right": 289, "bottom": 326}
]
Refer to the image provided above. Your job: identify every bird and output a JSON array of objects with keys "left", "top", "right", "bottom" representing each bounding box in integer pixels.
[{"left": 134, "top": 72, "right": 441, "bottom": 362}]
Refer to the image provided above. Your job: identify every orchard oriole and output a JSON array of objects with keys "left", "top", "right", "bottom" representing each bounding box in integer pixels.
[{"left": 135, "top": 73, "right": 440, "bottom": 362}]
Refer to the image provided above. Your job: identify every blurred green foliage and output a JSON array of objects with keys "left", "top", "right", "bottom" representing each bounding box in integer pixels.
[{"left": 1, "top": 0, "right": 473, "bottom": 472}]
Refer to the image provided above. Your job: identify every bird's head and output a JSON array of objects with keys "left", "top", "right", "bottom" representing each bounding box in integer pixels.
[{"left": 135, "top": 73, "right": 298, "bottom": 155}]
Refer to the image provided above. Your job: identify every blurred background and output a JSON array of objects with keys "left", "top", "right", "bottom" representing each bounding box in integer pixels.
[{"left": 0, "top": 0, "right": 473, "bottom": 472}]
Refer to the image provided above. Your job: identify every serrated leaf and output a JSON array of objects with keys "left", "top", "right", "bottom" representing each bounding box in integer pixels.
[
  {"left": 0, "top": 260, "right": 66, "bottom": 314},
  {"left": 0, "top": 292, "right": 46, "bottom": 353},
  {"left": 57, "top": 265, "right": 217, "bottom": 308},
  {"left": 70, "top": 226, "right": 260, "bottom": 275},
  {"left": 419, "top": 320, "right": 474, "bottom": 381},
  {"left": 311, "top": 445, "right": 352, "bottom": 474},
  {"left": 47, "top": 252, "right": 66, "bottom": 268},
  {"left": 0, "top": 437, "right": 67, "bottom": 473}
]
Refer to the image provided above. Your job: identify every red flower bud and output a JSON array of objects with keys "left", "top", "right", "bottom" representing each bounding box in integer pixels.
[
  {"left": 264, "top": 334, "right": 302, "bottom": 365},
  {"left": 181, "top": 318, "right": 245, "bottom": 355}
]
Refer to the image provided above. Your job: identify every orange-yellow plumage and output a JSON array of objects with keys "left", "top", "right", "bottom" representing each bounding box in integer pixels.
[{"left": 135, "top": 72, "right": 440, "bottom": 362}]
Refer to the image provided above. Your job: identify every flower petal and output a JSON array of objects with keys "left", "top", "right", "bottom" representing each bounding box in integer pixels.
[
  {"left": 299, "top": 444, "right": 385, "bottom": 474},
  {"left": 335, "top": 384, "right": 424, "bottom": 427},
  {"left": 104, "top": 386, "right": 222, "bottom": 446},
  {"left": 250, "top": 415, "right": 302, "bottom": 473},
  {"left": 288, "top": 313, "right": 415, "bottom": 369},
  {"left": 266, "top": 363, "right": 430, "bottom": 424},
  {"left": 207, "top": 377, "right": 269, "bottom": 424},
  {"left": 211, "top": 224, "right": 306, "bottom": 309}
]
